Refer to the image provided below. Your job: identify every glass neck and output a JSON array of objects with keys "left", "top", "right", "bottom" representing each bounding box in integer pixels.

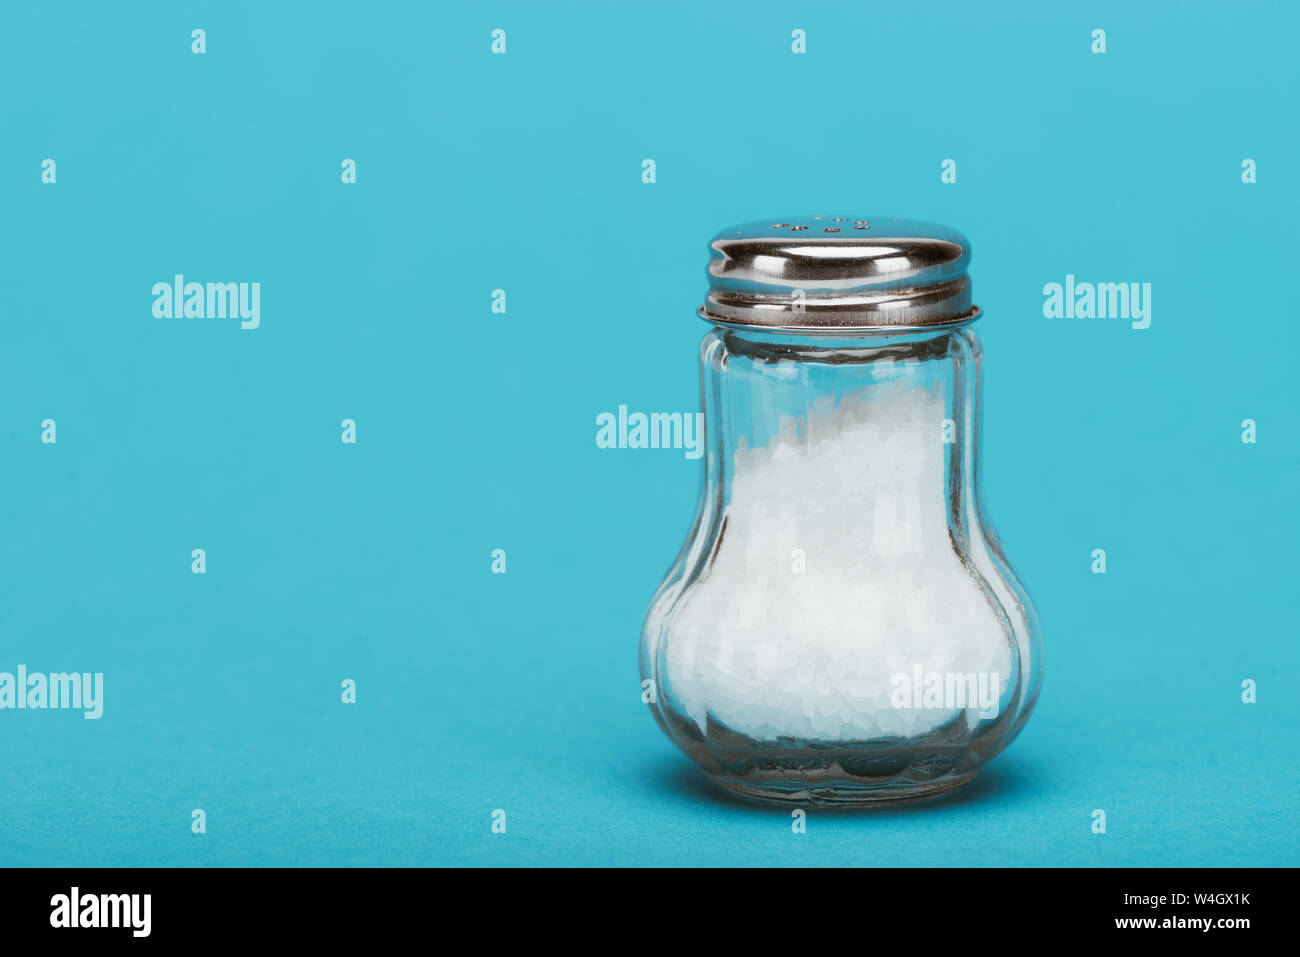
[{"left": 697, "top": 324, "right": 984, "bottom": 552}]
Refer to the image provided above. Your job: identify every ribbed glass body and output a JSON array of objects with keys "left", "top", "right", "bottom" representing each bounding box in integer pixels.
[{"left": 640, "top": 323, "right": 1043, "bottom": 807}]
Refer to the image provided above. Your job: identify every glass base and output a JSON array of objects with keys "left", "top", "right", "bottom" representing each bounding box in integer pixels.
[{"left": 705, "top": 769, "right": 979, "bottom": 808}]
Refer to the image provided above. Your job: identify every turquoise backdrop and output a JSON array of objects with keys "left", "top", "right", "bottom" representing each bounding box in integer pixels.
[{"left": 1, "top": 0, "right": 1295, "bottom": 865}]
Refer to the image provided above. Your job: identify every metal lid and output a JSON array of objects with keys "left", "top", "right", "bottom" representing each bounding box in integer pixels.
[{"left": 700, "top": 215, "right": 979, "bottom": 331}]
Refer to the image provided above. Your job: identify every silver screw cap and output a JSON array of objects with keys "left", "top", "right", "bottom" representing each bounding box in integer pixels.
[{"left": 700, "top": 215, "right": 979, "bottom": 331}]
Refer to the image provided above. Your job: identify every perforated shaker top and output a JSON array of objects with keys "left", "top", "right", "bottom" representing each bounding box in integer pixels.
[{"left": 700, "top": 215, "right": 979, "bottom": 331}]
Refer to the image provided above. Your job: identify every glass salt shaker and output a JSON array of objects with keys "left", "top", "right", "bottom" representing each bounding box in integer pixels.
[{"left": 640, "top": 215, "right": 1043, "bottom": 807}]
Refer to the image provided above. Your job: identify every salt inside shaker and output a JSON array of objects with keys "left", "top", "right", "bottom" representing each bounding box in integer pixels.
[{"left": 640, "top": 215, "right": 1043, "bottom": 807}]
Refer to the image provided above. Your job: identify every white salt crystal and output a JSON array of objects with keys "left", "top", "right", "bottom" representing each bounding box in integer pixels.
[{"left": 667, "top": 379, "right": 1012, "bottom": 741}]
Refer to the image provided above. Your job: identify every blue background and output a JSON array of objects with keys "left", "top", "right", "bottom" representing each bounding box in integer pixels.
[{"left": 1, "top": 0, "right": 1296, "bottom": 866}]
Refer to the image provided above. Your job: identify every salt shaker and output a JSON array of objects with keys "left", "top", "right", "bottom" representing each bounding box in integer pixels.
[{"left": 640, "top": 216, "right": 1043, "bottom": 806}]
